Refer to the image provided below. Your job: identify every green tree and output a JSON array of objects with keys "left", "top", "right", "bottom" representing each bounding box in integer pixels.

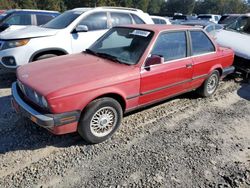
[
  {"left": 132, "top": 0, "right": 149, "bottom": 12},
  {"left": 147, "top": 0, "right": 164, "bottom": 15},
  {"left": 97, "top": 0, "right": 117, "bottom": 6},
  {"left": 118, "top": 0, "right": 133, "bottom": 7},
  {"left": 37, "top": 0, "right": 66, "bottom": 11},
  {"left": 161, "top": 0, "right": 195, "bottom": 15},
  {"left": 15, "top": 0, "right": 36, "bottom": 9},
  {"left": 64, "top": 0, "right": 95, "bottom": 9},
  {"left": 0, "top": 0, "right": 17, "bottom": 9},
  {"left": 194, "top": 0, "right": 248, "bottom": 14}
]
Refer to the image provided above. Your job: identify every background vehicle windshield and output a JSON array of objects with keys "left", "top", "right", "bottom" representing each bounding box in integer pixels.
[
  {"left": 43, "top": 10, "right": 82, "bottom": 29},
  {"left": 218, "top": 15, "right": 239, "bottom": 25},
  {"left": 173, "top": 15, "right": 187, "bottom": 20},
  {"left": 226, "top": 16, "right": 250, "bottom": 34},
  {"left": 89, "top": 27, "right": 153, "bottom": 65},
  {"left": 198, "top": 15, "right": 212, "bottom": 20}
]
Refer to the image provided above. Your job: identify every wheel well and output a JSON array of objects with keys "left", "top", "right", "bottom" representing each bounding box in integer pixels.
[
  {"left": 31, "top": 50, "right": 67, "bottom": 62},
  {"left": 95, "top": 93, "right": 126, "bottom": 113},
  {"left": 215, "top": 68, "right": 222, "bottom": 76}
]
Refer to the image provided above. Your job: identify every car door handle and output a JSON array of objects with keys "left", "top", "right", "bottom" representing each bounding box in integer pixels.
[{"left": 186, "top": 64, "right": 193, "bottom": 68}]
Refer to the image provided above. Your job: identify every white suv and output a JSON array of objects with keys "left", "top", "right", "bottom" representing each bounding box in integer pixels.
[
  {"left": 0, "top": 7, "right": 153, "bottom": 74},
  {"left": 198, "top": 14, "right": 221, "bottom": 24}
]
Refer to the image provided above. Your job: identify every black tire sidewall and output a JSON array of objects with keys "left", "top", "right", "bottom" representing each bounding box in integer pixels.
[{"left": 78, "top": 97, "right": 123, "bottom": 144}]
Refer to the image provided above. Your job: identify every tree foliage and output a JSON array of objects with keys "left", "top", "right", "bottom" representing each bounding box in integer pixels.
[
  {"left": 0, "top": 0, "right": 249, "bottom": 15},
  {"left": 161, "top": 0, "right": 195, "bottom": 15},
  {"left": 194, "top": 0, "right": 249, "bottom": 14}
]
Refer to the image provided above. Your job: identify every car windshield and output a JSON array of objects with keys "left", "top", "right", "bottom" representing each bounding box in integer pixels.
[
  {"left": 0, "top": 13, "right": 11, "bottom": 24},
  {"left": 198, "top": 15, "right": 212, "bottom": 20},
  {"left": 43, "top": 10, "right": 83, "bottom": 29},
  {"left": 225, "top": 16, "right": 250, "bottom": 35},
  {"left": 86, "top": 27, "right": 153, "bottom": 65},
  {"left": 173, "top": 15, "right": 187, "bottom": 20},
  {"left": 219, "top": 15, "right": 239, "bottom": 25}
]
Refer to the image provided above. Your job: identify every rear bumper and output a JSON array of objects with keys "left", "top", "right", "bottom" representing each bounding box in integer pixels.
[
  {"left": 222, "top": 66, "right": 235, "bottom": 77},
  {"left": 11, "top": 82, "right": 80, "bottom": 134}
]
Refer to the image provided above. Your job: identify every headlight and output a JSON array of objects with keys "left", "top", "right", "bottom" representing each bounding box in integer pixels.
[
  {"left": 2, "top": 39, "right": 30, "bottom": 50},
  {"left": 34, "top": 91, "right": 40, "bottom": 103},
  {"left": 41, "top": 96, "right": 48, "bottom": 109}
]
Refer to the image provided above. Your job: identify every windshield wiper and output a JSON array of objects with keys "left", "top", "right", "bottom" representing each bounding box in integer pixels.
[
  {"left": 85, "top": 48, "right": 98, "bottom": 56},
  {"left": 96, "top": 52, "right": 130, "bottom": 65}
]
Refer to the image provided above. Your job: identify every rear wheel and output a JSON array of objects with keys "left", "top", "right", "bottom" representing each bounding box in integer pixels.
[
  {"left": 197, "top": 70, "right": 220, "bottom": 97},
  {"left": 78, "top": 97, "right": 123, "bottom": 144}
]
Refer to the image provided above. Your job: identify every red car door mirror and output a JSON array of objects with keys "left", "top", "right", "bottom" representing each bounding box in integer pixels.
[{"left": 145, "top": 55, "right": 164, "bottom": 67}]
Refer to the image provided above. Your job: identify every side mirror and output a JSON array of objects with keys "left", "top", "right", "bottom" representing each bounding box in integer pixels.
[
  {"left": 145, "top": 55, "right": 164, "bottom": 67},
  {"left": 74, "top": 25, "right": 88, "bottom": 33}
]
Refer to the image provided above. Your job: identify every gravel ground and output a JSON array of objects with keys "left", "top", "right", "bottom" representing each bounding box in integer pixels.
[{"left": 0, "top": 75, "right": 249, "bottom": 188}]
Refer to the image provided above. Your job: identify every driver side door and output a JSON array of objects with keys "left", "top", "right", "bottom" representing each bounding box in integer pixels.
[{"left": 139, "top": 31, "right": 193, "bottom": 105}]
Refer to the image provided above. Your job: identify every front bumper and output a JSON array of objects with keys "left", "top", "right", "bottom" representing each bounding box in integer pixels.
[
  {"left": 0, "top": 62, "right": 16, "bottom": 74},
  {"left": 11, "top": 82, "right": 80, "bottom": 134}
]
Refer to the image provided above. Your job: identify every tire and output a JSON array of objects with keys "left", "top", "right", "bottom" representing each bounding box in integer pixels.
[
  {"left": 197, "top": 70, "right": 220, "bottom": 97},
  {"left": 78, "top": 97, "right": 123, "bottom": 144},
  {"left": 35, "top": 54, "right": 58, "bottom": 61}
]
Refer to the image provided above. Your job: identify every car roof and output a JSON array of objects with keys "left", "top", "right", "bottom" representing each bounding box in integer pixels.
[
  {"left": 181, "top": 20, "right": 215, "bottom": 26},
  {"left": 150, "top": 15, "right": 166, "bottom": 19},
  {"left": 72, "top": 7, "right": 144, "bottom": 13},
  {"left": 117, "top": 24, "right": 196, "bottom": 33},
  {"left": 5, "top": 9, "right": 60, "bottom": 14},
  {"left": 198, "top": 14, "right": 220, "bottom": 16}
]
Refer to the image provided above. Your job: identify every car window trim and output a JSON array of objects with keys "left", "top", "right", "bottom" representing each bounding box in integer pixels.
[
  {"left": 188, "top": 30, "right": 216, "bottom": 56},
  {"left": 143, "top": 30, "right": 190, "bottom": 67},
  {"left": 141, "top": 29, "right": 216, "bottom": 69},
  {"left": 142, "top": 51, "right": 217, "bottom": 70}
]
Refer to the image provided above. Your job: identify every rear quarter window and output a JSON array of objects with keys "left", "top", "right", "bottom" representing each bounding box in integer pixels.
[
  {"left": 190, "top": 31, "right": 215, "bottom": 56},
  {"left": 110, "top": 12, "right": 133, "bottom": 26},
  {"left": 131, "top": 14, "right": 145, "bottom": 24},
  {"left": 36, "top": 14, "right": 54, "bottom": 25}
]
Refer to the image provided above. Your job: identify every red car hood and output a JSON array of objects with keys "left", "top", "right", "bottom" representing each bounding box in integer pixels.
[{"left": 17, "top": 53, "right": 138, "bottom": 98}]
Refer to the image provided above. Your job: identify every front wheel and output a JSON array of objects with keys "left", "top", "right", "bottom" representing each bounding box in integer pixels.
[
  {"left": 35, "top": 54, "right": 58, "bottom": 61},
  {"left": 197, "top": 70, "right": 220, "bottom": 97},
  {"left": 78, "top": 97, "right": 123, "bottom": 144}
]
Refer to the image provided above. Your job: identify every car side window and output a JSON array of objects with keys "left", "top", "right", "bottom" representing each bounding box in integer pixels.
[
  {"left": 160, "top": 19, "right": 167, "bottom": 24},
  {"left": 215, "top": 25, "right": 222, "bottom": 30},
  {"left": 5, "top": 14, "right": 32, "bottom": 25},
  {"left": 78, "top": 12, "right": 108, "bottom": 31},
  {"left": 205, "top": 25, "right": 214, "bottom": 33},
  {"left": 151, "top": 31, "right": 187, "bottom": 61},
  {"left": 152, "top": 18, "right": 160, "bottom": 24},
  {"left": 36, "top": 14, "right": 54, "bottom": 25},
  {"left": 190, "top": 31, "right": 215, "bottom": 55},
  {"left": 131, "top": 14, "right": 145, "bottom": 24},
  {"left": 110, "top": 12, "right": 132, "bottom": 26}
]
